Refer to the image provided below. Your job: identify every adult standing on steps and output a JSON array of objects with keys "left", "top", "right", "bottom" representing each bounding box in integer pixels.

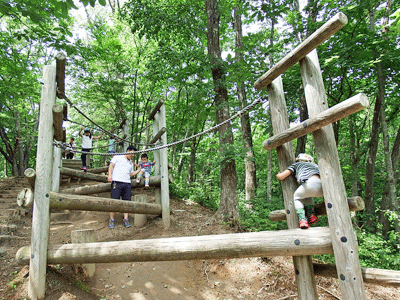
[
  {"left": 107, "top": 145, "right": 140, "bottom": 229},
  {"left": 78, "top": 126, "right": 104, "bottom": 171}
]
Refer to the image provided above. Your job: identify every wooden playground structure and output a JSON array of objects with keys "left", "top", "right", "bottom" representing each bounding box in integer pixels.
[{"left": 14, "top": 11, "right": 400, "bottom": 300}]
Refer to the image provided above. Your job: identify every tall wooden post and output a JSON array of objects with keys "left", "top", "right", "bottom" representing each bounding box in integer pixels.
[
  {"left": 29, "top": 65, "right": 56, "bottom": 299},
  {"left": 267, "top": 76, "right": 318, "bottom": 299},
  {"left": 299, "top": 50, "right": 366, "bottom": 299},
  {"left": 52, "top": 146, "right": 62, "bottom": 193},
  {"left": 158, "top": 104, "right": 170, "bottom": 228},
  {"left": 153, "top": 110, "right": 161, "bottom": 206}
]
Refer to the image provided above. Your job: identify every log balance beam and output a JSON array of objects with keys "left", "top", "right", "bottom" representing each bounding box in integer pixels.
[
  {"left": 17, "top": 190, "right": 162, "bottom": 215},
  {"left": 16, "top": 227, "right": 333, "bottom": 265},
  {"left": 263, "top": 93, "right": 369, "bottom": 150},
  {"left": 58, "top": 174, "right": 169, "bottom": 195},
  {"left": 269, "top": 196, "right": 365, "bottom": 221}
]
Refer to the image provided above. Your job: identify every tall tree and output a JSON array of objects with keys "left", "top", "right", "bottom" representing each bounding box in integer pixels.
[
  {"left": 205, "top": 0, "right": 238, "bottom": 222},
  {"left": 233, "top": 6, "right": 256, "bottom": 203}
]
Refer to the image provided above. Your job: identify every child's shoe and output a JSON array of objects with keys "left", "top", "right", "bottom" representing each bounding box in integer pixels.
[
  {"left": 136, "top": 178, "right": 140, "bottom": 183},
  {"left": 123, "top": 218, "right": 131, "bottom": 228},
  {"left": 145, "top": 184, "right": 150, "bottom": 189},
  {"left": 80, "top": 166, "right": 87, "bottom": 171},
  {"left": 299, "top": 219, "right": 309, "bottom": 229},
  {"left": 108, "top": 219, "right": 115, "bottom": 229},
  {"left": 308, "top": 214, "right": 319, "bottom": 224}
]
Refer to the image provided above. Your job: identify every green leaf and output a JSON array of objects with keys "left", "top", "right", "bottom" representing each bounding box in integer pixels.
[{"left": 98, "top": 0, "right": 107, "bottom": 6}]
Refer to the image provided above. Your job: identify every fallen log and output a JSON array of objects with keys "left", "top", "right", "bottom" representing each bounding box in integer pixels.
[
  {"left": 86, "top": 166, "right": 109, "bottom": 174},
  {"left": 269, "top": 196, "right": 364, "bottom": 221},
  {"left": 60, "top": 167, "right": 108, "bottom": 182},
  {"left": 313, "top": 263, "right": 400, "bottom": 287},
  {"left": 59, "top": 175, "right": 166, "bottom": 195},
  {"left": 17, "top": 190, "right": 162, "bottom": 215},
  {"left": 16, "top": 227, "right": 333, "bottom": 265}
]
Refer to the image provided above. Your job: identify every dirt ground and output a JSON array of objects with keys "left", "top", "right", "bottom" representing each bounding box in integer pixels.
[{"left": 0, "top": 177, "right": 399, "bottom": 300}]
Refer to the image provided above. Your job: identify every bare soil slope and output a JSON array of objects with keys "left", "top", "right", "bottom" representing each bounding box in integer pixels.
[{"left": 0, "top": 176, "right": 399, "bottom": 299}]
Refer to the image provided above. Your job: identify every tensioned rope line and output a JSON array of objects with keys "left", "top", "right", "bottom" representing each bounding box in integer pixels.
[
  {"left": 54, "top": 98, "right": 264, "bottom": 156},
  {"left": 57, "top": 89, "right": 144, "bottom": 146}
]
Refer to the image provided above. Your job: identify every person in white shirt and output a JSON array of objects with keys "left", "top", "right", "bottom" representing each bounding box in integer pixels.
[
  {"left": 107, "top": 145, "right": 140, "bottom": 229},
  {"left": 78, "top": 126, "right": 104, "bottom": 171},
  {"left": 65, "top": 137, "right": 76, "bottom": 159}
]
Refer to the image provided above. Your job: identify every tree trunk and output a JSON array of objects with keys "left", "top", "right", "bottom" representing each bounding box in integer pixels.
[
  {"left": 205, "top": 0, "right": 238, "bottom": 222},
  {"left": 188, "top": 137, "right": 196, "bottom": 184},
  {"left": 295, "top": 94, "right": 308, "bottom": 156},
  {"left": 234, "top": 7, "right": 256, "bottom": 203}
]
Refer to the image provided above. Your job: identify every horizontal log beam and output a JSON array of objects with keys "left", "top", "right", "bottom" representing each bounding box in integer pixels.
[
  {"left": 148, "top": 99, "right": 165, "bottom": 121},
  {"left": 254, "top": 12, "right": 348, "bottom": 90},
  {"left": 59, "top": 175, "right": 164, "bottom": 195},
  {"left": 17, "top": 190, "right": 162, "bottom": 215},
  {"left": 16, "top": 227, "right": 333, "bottom": 265},
  {"left": 86, "top": 166, "right": 109, "bottom": 174},
  {"left": 269, "top": 196, "right": 365, "bottom": 221},
  {"left": 149, "top": 127, "right": 166, "bottom": 144},
  {"left": 60, "top": 167, "right": 108, "bottom": 182},
  {"left": 313, "top": 263, "right": 400, "bottom": 287},
  {"left": 263, "top": 93, "right": 369, "bottom": 150}
]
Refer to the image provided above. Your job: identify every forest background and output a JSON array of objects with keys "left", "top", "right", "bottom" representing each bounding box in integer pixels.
[{"left": 0, "top": 0, "right": 399, "bottom": 271}]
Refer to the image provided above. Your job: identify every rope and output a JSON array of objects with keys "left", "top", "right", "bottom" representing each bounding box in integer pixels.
[
  {"left": 54, "top": 98, "right": 264, "bottom": 156},
  {"left": 57, "top": 89, "right": 144, "bottom": 146}
]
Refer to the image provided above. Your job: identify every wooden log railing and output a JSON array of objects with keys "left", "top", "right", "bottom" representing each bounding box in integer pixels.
[
  {"left": 17, "top": 190, "right": 162, "bottom": 215},
  {"left": 59, "top": 175, "right": 167, "bottom": 195},
  {"left": 16, "top": 227, "right": 333, "bottom": 265},
  {"left": 254, "top": 12, "right": 348, "bottom": 90},
  {"left": 269, "top": 196, "right": 365, "bottom": 222},
  {"left": 263, "top": 94, "right": 369, "bottom": 150},
  {"left": 60, "top": 167, "right": 108, "bottom": 182},
  {"left": 313, "top": 263, "right": 400, "bottom": 287}
]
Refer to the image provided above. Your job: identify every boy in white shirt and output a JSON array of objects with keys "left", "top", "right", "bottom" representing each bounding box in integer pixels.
[{"left": 107, "top": 145, "right": 140, "bottom": 229}]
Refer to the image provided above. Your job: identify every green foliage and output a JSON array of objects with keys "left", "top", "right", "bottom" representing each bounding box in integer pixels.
[
  {"left": 170, "top": 181, "right": 220, "bottom": 211},
  {"left": 238, "top": 195, "right": 288, "bottom": 232},
  {"left": 356, "top": 228, "right": 400, "bottom": 270}
]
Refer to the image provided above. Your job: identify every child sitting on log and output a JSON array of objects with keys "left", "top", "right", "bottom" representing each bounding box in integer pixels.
[
  {"left": 135, "top": 153, "right": 156, "bottom": 188},
  {"left": 276, "top": 153, "right": 323, "bottom": 229}
]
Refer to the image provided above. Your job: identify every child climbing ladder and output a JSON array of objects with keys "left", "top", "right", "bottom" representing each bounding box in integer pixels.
[{"left": 276, "top": 153, "right": 323, "bottom": 229}]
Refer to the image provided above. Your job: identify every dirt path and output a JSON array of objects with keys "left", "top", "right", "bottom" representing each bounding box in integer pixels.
[{"left": 1, "top": 177, "right": 399, "bottom": 299}]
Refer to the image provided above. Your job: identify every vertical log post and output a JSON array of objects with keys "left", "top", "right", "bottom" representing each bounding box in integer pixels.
[
  {"left": 55, "top": 52, "right": 66, "bottom": 99},
  {"left": 29, "top": 65, "right": 56, "bottom": 300},
  {"left": 299, "top": 50, "right": 366, "bottom": 299},
  {"left": 133, "top": 194, "right": 148, "bottom": 228},
  {"left": 24, "top": 168, "right": 36, "bottom": 189},
  {"left": 52, "top": 146, "right": 62, "bottom": 193},
  {"left": 71, "top": 229, "right": 96, "bottom": 277},
  {"left": 152, "top": 106, "right": 161, "bottom": 206},
  {"left": 158, "top": 104, "right": 170, "bottom": 228},
  {"left": 267, "top": 76, "right": 318, "bottom": 299}
]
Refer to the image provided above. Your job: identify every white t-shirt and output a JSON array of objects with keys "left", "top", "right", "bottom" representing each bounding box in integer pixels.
[
  {"left": 82, "top": 135, "right": 92, "bottom": 149},
  {"left": 110, "top": 155, "right": 134, "bottom": 183}
]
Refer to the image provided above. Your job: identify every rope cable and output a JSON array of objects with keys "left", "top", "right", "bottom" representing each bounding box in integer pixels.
[
  {"left": 57, "top": 89, "right": 144, "bottom": 146},
  {"left": 55, "top": 98, "right": 264, "bottom": 156}
]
